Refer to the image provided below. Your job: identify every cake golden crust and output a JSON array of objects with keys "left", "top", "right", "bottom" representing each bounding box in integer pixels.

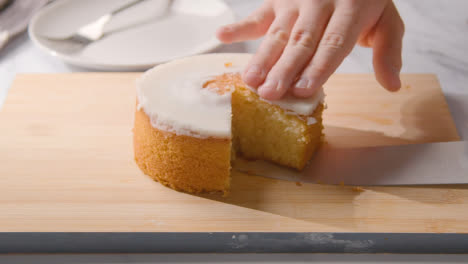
[{"left": 133, "top": 108, "right": 231, "bottom": 195}]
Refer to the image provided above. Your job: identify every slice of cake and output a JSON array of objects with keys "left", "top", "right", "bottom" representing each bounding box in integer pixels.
[{"left": 133, "top": 53, "right": 325, "bottom": 195}]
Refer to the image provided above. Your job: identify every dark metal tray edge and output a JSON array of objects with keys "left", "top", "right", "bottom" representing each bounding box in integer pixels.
[{"left": 1, "top": 232, "right": 468, "bottom": 253}]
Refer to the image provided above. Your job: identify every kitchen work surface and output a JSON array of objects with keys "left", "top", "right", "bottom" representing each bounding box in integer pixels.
[{"left": 0, "top": 73, "right": 466, "bottom": 253}]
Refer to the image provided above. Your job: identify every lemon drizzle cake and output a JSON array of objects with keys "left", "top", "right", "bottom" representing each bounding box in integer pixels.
[{"left": 133, "top": 53, "right": 325, "bottom": 195}]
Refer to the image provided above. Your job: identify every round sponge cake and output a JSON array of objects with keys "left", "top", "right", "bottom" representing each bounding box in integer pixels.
[{"left": 134, "top": 53, "right": 325, "bottom": 195}]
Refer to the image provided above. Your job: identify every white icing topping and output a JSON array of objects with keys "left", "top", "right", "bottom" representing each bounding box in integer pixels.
[
  {"left": 137, "top": 53, "right": 325, "bottom": 138},
  {"left": 268, "top": 88, "right": 325, "bottom": 116},
  {"left": 244, "top": 80, "right": 325, "bottom": 116}
]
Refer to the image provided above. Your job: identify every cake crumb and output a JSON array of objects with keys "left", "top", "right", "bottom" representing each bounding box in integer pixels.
[
  {"left": 405, "top": 84, "right": 411, "bottom": 90},
  {"left": 224, "top": 62, "right": 233, "bottom": 68},
  {"left": 339, "top": 181, "right": 345, "bottom": 186},
  {"left": 296, "top": 182, "right": 302, "bottom": 186},
  {"left": 352, "top": 186, "right": 365, "bottom": 192},
  {"left": 316, "top": 179, "right": 323, "bottom": 184}
]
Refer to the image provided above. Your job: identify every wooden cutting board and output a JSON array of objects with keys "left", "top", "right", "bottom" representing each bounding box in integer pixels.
[{"left": 0, "top": 73, "right": 465, "bottom": 233}]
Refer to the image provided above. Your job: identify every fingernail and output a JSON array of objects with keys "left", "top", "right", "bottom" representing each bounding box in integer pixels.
[
  {"left": 243, "top": 65, "right": 264, "bottom": 85},
  {"left": 294, "top": 77, "right": 318, "bottom": 97},
  {"left": 295, "top": 78, "right": 311, "bottom": 89},
  {"left": 390, "top": 65, "right": 402, "bottom": 91},
  {"left": 275, "top": 80, "right": 283, "bottom": 92},
  {"left": 258, "top": 79, "right": 277, "bottom": 94}
]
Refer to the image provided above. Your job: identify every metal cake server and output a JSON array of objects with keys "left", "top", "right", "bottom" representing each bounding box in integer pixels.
[{"left": 233, "top": 141, "right": 468, "bottom": 186}]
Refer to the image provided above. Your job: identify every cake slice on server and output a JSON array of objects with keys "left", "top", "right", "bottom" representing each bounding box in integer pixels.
[{"left": 133, "top": 53, "right": 325, "bottom": 195}]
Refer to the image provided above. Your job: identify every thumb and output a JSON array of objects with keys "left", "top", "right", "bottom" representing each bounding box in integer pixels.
[{"left": 216, "top": 5, "right": 274, "bottom": 44}]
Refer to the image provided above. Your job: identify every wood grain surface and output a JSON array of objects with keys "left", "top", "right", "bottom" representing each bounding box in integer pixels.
[{"left": 0, "top": 73, "right": 464, "bottom": 233}]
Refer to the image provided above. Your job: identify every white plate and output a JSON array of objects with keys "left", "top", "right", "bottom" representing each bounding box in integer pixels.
[{"left": 28, "top": 0, "right": 235, "bottom": 71}]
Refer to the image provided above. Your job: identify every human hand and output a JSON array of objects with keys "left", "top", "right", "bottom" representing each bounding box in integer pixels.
[{"left": 216, "top": 0, "right": 405, "bottom": 100}]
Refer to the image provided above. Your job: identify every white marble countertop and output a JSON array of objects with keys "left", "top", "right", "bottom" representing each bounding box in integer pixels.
[{"left": 0, "top": 0, "right": 467, "bottom": 261}]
